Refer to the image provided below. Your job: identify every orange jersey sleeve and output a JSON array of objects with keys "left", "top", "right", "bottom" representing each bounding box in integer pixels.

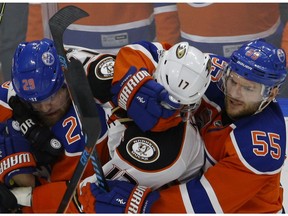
[
  {"left": 112, "top": 41, "right": 181, "bottom": 131},
  {"left": 50, "top": 135, "right": 109, "bottom": 182},
  {"left": 154, "top": 3, "right": 180, "bottom": 45},
  {"left": 31, "top": 181, "right": 79, "bottom": 213},
  {"left": 58, "top": 3, "right": 154, "bottom": 26},
  {"left": 281, "top": 22, "right": 288, "bottom": 67},
  {"left": 56, "top": 3, "right": 156, "bottom": 51},
  {"left": 112, "top": 41, "right": 171, "bottom": 84},
  {"left": 177, "top": 3, "right": 280, "bottom": 37},
  {"left": 149, "top": 73, "right": 285, "bottom": 213},
  {"left": 0, "top": 81, "right": 13, "bottom": 121}
]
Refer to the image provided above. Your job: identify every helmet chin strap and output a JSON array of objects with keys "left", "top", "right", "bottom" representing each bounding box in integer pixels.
[
  {"left": 254, "top": 86, "right": 279, "bottom": 114},
  {"left": 255, "top": 99, "right": 271, "bottom": 114}
]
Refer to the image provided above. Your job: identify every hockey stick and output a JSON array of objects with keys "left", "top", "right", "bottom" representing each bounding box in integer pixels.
[
  {"left": 49, "top": 5, "right": 109, "bottom": 213},
  {"left": 0, "top": 3, "right": 6, "bottom": 24}
]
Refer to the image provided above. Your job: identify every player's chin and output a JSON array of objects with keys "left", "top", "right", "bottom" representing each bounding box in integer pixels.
[
  {"left": 226, "top": 100, "right": 242, "bottom": 113},
  {"left": 40, "top": 112, "right": 63, "bottom": 126}
]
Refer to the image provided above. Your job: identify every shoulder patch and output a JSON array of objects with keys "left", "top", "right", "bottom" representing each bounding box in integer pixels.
[
  {"left": 232, "top": 107, "right": 286, "bottom": 174},
  {"left": 126, "top": 137, "right": 160, "bottom": 163},
  {"left": 94, "top": 56, "right": 114, "bottom": 80},
  {"left": 117, "top": 123, "right": 185, "bottom": 170}
]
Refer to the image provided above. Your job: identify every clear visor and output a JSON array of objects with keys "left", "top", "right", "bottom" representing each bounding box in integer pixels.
[
  {"left": 218, "top": 66, "right": 272, "bottom": 102},
  {"left": 161, "top": 97, "right": 201, "bottom": 114},
  {"left": 31, "top": 86, "right": 70, "bottom": 113}
]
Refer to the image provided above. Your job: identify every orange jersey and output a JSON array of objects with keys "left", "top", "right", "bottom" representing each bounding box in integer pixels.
[
  {"left": 113, "top": 41, "right": 171, "bottom": 83},
  {"left": 0, "top": 50, "right": 111, "bottom": 212},
  {"left": 148, "top": 54, "right": 286, "bottom": 213},
  {"left": 113, "top": 41, "right": 182, "bottom": 131},
  {"left": 42, "top": 3, "right": 156, "bottom": 53},
  {"left": 0, "top": 81, "right": 13, "bottom": 121},
  {"left": 154, "top": 3, "right": 283, "bottom": 57},
  {"left": 281, "top": 22, "right": 288, "bottom": 67},
  {"left": 0, "top": 81, "right": 109, "bottom": 181},
  {"left": 153, "top": 3, "right": 180, "bottom": 45}
]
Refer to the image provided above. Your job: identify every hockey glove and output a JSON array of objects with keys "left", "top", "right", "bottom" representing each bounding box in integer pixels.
[
  {"left": 111, "top": 66, "right": 180, "bottom": 131},
  {"left": 0, "top": 120, "right": 37, "bottom": 187},
  {"left": 0, "top": 183, "right": 18, "bottom": 212},
  {"left": 79, "top": 180, "right": 159, "bottom": 213},
  {"left": 9, "top": 96, "right": 63, "bottom": 164}
]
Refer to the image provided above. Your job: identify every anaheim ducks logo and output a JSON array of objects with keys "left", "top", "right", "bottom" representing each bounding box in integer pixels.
[
  {"left": 176, "top": 43, "right": 187, "bottom": 59},
  {"left": 95, "top": 56, "right": 115, "bottom": 80},
  {"left": 126, "top": 137, "right": 160, "bottom": 163}
]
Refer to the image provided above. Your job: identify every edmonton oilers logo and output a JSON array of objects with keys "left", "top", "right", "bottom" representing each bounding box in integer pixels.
[
  {"left": 277, "top": 49, "right": 285, "bottom": 63},
  {"left": 11, "top": 120, "right": 20, "bottom": 131},
  {"left": 126, "top": 137, "right": 160, "bottom": 163},
  {"left": 50, "top": 138, "right": 62, "bottom": 149},
  {"left": 42, "top": 52, "right": 55, "bottom": 66}
]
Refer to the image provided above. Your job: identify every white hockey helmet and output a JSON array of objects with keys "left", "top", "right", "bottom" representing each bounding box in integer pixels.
[{"left": 154, "top": 42, "right": 211, "bottom": 106}]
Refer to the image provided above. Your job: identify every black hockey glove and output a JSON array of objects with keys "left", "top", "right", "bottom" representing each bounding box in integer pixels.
[
  {"left": 0, "top": 183, "right": 18, "bottom": 212},
  {"left": 8, "top": 96, "right": 64, "bottom": 164}
]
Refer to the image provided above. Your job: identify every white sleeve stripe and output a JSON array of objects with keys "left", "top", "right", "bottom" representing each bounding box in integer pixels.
[
  {"left": 181, "top": 17, "right": 280, "bottom": 43},
  {"left": 204, "top": 145, "right": 217, "bottom": 165},
  {"left": 200, "top": 176, "right": 223, "bottom": 213},
  {"left": 126, "top": 44, "right": 159, "bottom": 67},
  {"left": 65, "top": 150, "right": 82, "bottom": 156},
  {"left": 0, "top": 101, "right": 11, "bottom": 110},
  {"left": 67, "top": 14, "right": 155, "bottom": 32},
  {"left": 179, "top": 184, "right": 194, "bottom": 213},
  {"left": 154, "top": 5, "right": 177, "bottom": 14}
]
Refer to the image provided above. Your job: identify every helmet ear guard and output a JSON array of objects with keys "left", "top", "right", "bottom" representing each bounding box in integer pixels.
[
  {"left": 12, "top": 38, "right": 64, "bottom": 103},
  {"left": 154, "top": 42, "right": 211, "bottom": 108}
]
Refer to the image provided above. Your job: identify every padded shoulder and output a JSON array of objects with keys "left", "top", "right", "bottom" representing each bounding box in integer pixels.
[
  {"left": 87, "top": 54, "right": 115, "bottom": 103},
  {"left": 232, "top": 102, "right": 286, "bottom": 174}
]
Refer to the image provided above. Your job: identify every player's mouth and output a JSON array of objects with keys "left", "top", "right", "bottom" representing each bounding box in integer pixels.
[{"left": 227, "top": 96, "right": 244, "bottom": 108}]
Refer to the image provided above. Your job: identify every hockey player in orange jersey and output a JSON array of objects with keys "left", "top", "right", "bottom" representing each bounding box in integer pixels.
[
  {"left": 0, "top": 38, "right": 111, "bottom": 212},
  {"left": 281, "top": 22, "right": 288, "bottom": 68},
  {"left": 73, "top": 39, "right": 287, "bottom": 213}
]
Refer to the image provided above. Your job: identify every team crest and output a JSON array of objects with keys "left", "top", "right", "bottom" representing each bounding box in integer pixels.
[
  {"left": 176, "top": 43, "right": 187, "bottom": 59},
  {"left": 195, "top": 107, "right": 212, "bottom": 129},
  {"left": 11, "top": 120, "right": 20, "bottom": 131},
  {"left": 95, "top": 56, "right": 114, "bottom": 80},
  {"left": 50, "top": 138, "right": 62, "bottom": 149},
  {"left": 277, "top": 49, "right": 286, "bottom": 63},
  {"left": 42, "top": 52, "right": 55, "bottom": 66},
  {"left": 126, "top": 137, "right": 160, "bottom": 163},
  {"left": 214, "top": 120, "right": 222, "bottom": 127}
]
